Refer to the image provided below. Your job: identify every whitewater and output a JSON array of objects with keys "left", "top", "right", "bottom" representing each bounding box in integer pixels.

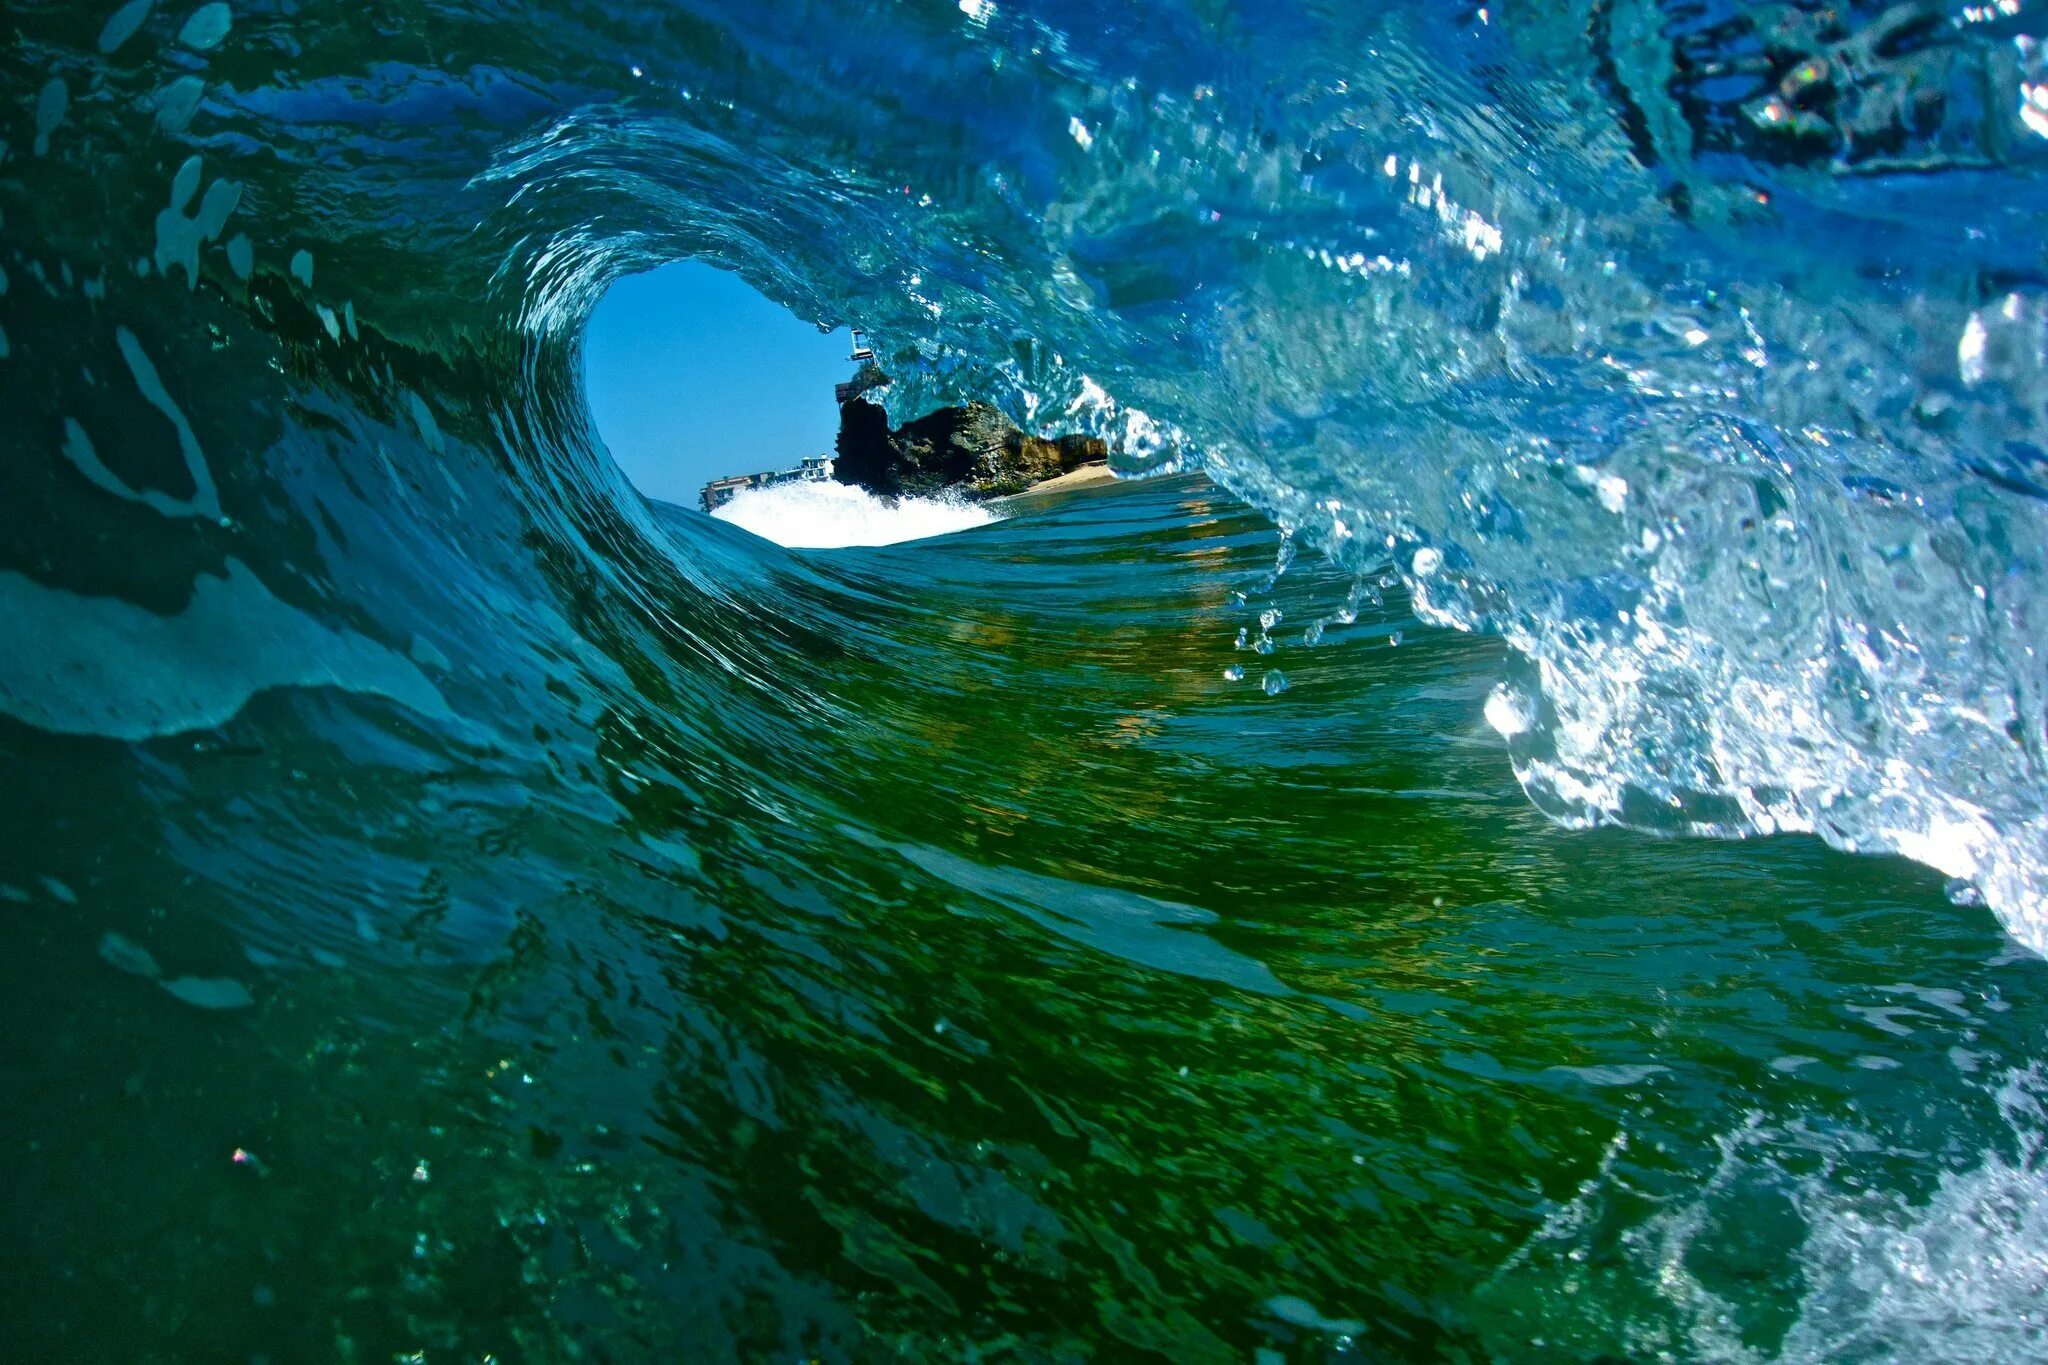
[
  {"left": 3, "top": 0, "right": 2048, "bottom": 1358},
  {"left": 712, "top": 480, "right": 1000, "bottom": 547}
]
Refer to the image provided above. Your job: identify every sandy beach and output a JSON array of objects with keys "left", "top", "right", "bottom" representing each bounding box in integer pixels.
[{"left": 997, "top": 462, "right": 1117, "bottom": 506}]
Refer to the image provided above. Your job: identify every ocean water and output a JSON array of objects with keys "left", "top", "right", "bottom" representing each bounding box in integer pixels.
[{"left": 4, "top": 0, "right": 2048, "bottom": 1359}]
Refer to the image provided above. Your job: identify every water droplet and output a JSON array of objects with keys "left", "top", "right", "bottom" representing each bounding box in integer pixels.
[
  {"left": 98, "top": 931, "right": 161, "bottom": 979},
  {"left": 1484, "top": 683, "right": 1534, "bottom": 737},
  {"left": 33, "top": 79, "right": 68, "bottom": 158},
  {"left": 178, "top": 2, "right": 232, "bottom": 51},
  {"left": 161, "top": 975, "right": 253, "bottom": 1009}
]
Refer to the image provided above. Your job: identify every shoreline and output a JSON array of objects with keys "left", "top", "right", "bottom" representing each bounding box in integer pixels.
[{"left": 994, "top": 462, "right": 1117, "bottom": 507}]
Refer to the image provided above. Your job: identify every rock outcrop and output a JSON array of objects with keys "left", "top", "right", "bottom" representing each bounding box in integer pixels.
[{"left": 834, "top": 399, "right": 1107, "bottom": 500}]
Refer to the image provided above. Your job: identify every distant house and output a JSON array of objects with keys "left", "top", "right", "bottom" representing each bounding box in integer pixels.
[
  {"left": 699, "top": 454, "right": 835, "bottom": 513},
  {"left": 835, "top": 360, "right": 888, "bottom": 407},
  {"left": 704, "top": 342, "right": 877, "bottom": 511}
]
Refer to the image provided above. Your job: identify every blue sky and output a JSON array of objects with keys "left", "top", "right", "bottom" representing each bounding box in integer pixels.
[{"left": 583, "top": 261, "right": 852, "bottom": 506}]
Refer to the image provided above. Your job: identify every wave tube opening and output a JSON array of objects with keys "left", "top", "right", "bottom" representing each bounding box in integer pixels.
[{"left": 581, "top": 259, "right": 833, "bottom": 492}]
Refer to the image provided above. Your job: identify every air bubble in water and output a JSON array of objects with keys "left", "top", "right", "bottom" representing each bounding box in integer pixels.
[
  {"left": 178, "top": 2, "right": 232, "bottom": 51},
  {"left": 33, "top": 78, "right": 67, "bottom": 157}
]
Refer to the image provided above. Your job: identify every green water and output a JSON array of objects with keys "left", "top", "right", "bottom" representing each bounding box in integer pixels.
[{"left": 4, "top": 474, "right": 2036, "bottom": 1361}]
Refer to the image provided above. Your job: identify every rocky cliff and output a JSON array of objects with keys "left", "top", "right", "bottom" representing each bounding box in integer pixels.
[{"left": 834, "top": 399, "right": 1108, "bottom": 500}]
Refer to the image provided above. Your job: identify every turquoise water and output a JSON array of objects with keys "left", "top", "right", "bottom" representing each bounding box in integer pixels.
[{"left": 5, "top": 0, "right": 2048, "bottom": 1358}]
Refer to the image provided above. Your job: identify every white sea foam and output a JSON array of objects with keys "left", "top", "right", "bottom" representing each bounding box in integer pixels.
[
  {"left": 1484, "top": 1070, "right": 2048, "bottom": 1362},
  {"left": 711, "top": 479, "right": 998, "bottom": 548}
]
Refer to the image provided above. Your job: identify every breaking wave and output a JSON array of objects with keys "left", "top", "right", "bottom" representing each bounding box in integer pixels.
[
  {"left": 14, "top": 0, "right": 2040, "bottom": 948},
  {"left": 4, "top": 0, "right": 2048, "bottom": 1357},
  {"left": 711, "top": 479, "right": 1000, "bottom": 547}
]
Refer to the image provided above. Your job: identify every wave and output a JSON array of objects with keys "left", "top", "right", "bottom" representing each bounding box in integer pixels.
[
  {"left": 1483, "top": 1068, "right": 2048, "bottom": 1362},
  {"left": 710, "top": 479, "right": 1000, "bottom": 547},
  {"left": 4, "top": 0, "right": 2043, "bottom": 948},
  {"left": 4, "top": 0, "right": 2048, "bottom": 1357}
]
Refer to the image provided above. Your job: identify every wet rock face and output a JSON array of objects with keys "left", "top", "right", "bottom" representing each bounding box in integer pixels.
[
  {"left": 1656, "top": 0, "right": 2030, "bottom": 175},
  {"left": 833, "top": 398, "right": 901, "bottom": 494},
  {"left": 833, "top": 399, "right": 1107, "bottom": 500}
]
